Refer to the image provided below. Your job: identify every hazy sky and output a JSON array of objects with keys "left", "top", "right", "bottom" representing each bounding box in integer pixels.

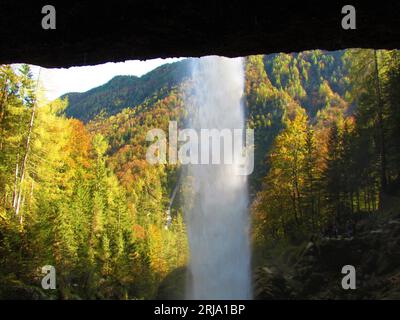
[{"left": 26, "top": 58, "right": 184, "bottom": 101}]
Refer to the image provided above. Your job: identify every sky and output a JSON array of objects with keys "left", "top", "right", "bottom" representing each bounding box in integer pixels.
[{"left": 24, "top": 58, "right": 184, "bottom": 101}]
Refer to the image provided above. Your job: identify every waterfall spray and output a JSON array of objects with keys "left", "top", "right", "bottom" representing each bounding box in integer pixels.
[{"left": 184, "top": 56, "right": 251, "bottom": 299}]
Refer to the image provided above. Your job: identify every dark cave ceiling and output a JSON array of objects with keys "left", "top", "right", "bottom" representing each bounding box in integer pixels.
[{"left": 1, "top": 1, "right": 400, "bottom": 67}]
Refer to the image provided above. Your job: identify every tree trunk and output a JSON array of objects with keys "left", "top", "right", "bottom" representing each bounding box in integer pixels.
[
  {"left": 374, "top": 50, "right": 388, "bottom": 197},
  {"left": 0, "top": 82, "right": 10, "bottom": 151},
  {"left": 12, "top": 154, "right": 19, "bottom": 208},
  {"left": 15, "top": 95, "right": 37, "bottom": 217}
]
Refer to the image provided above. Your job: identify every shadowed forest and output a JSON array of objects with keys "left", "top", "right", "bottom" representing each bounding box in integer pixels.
[{"left": 1, "top": 49, "right": 400, "bottom": 299}]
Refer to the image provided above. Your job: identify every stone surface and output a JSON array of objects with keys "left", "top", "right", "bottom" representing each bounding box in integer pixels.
[
  {"left": 254, "top": 214, "right": 400, "bottom": 299},
  {"left": 1, "top": 1, "right": 400, "bottom": 67},
  {"left": 156, "top": 266, "right": 187, "bottom": 300}
]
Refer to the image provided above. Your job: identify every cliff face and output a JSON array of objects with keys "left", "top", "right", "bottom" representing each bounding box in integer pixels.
[
  {"left": 1, "top": 1, "right": 400, "bottom": 67},
  {"left": 254, "top": 209, "right": 400, "bottom": 299}
]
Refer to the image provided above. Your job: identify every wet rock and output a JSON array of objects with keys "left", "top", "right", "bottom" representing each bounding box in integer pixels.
[
  {"left": 256, "top": 210, "right": 400, "bottom": 299},
  {"left": 156, "top": 266, "right": 187, "bottom": 300},
  {"left": 253, "top": 266, "right": 293, "bottom": 299}
]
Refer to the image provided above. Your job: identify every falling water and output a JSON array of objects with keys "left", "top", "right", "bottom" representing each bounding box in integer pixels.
[{"left": 184, "top": 56, "right": 251, "bottom": 299}]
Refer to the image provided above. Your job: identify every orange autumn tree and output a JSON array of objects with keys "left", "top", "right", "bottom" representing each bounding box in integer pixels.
[{"left": 253, "top": 107, "right": 324, "bottom": 243}]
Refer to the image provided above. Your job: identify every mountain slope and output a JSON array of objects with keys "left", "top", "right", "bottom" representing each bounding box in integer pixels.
[
  {"left": 63, "top": 59, "right": 192, "bottom": 122},
  {"left": 63, "top": 51, "right": 350, "bottom": 125},
  {"left": 63, "top": 50, "right": 351, "bottom": 191},
  {"left": 245, "top": 50, "right": 350, "bottom": 189}
]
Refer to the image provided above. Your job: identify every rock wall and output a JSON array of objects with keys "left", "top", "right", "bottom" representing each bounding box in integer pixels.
[{"left": 1, "top": 1, "right": 400, "bottom": 67}]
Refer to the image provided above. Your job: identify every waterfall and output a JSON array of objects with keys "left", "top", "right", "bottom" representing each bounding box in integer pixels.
[{"left": 184, "top": 56, "right": 251, "bottom": 299}]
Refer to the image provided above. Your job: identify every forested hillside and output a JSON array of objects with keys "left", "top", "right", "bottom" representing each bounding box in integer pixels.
[
  {"left": 1, "top": 49, "right": 400, "bottom": 299},
  {"left": 65, "top": 51, "right": 351, "bottom": 190},
  {"left": 252, "top": 49, "right": 400, "bottom": 247},
  {"left": 63, "top": 59, "right": 191, "bottom": 122},
  {"left": 245, "top": 51, "right": 350, "bottom": 189},
  {"left": 0, "top": 65, "right": 188, "bottom": 299}
]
